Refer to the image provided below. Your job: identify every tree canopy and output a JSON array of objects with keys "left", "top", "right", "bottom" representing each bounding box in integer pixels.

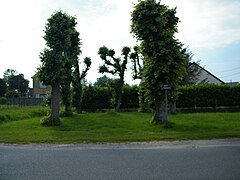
[
  {"left": 38, "top": 11, "right": 78, "bottom": 125},
  {"left": 131, "top": 0, "right": 187, "bottom": 123},
  {"left": 3, "top": 69, "right": 29, "bottom": 97},
  {"left": 0, "top": 78, "right": 7, "bottom": 97}
]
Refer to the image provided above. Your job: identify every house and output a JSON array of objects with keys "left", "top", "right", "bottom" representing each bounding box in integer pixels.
[
  {"left": 226, "top": 82, "right": 239, "bottom": 86},
  {"left": 187, "top": 62, "right": 225, "bottom": 85},
  {"left": 32, "top": 76, "right": 51, "bottom": 98}
]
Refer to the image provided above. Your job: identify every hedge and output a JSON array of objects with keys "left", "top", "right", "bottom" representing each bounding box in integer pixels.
[
  {"left": 177, "top": 84, "right": 240, "bottom": 108},
  {"left": 81, "top": 85, "right": 139, "bottom": 110},
  {"left": 121, "top": 85, "right": 139, "bottom": 109},
  {"left": 81, "top": 86, "right": 112, "bottom": 110},
  {"left": 2, "top": 84, "right": 238, "bottom": 110}
]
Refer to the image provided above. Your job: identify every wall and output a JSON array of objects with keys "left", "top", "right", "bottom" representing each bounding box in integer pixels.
[{"left": 32, "top": 78, "right": 52, "bottom": 98}]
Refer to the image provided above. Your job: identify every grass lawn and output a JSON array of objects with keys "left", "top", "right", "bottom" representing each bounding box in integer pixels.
[{"left": 0, "top": 105, "right": 240, "bottom": 143}]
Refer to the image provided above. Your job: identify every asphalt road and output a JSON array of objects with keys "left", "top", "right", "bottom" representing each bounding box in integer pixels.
[{"left": 1, "top": 139, "right": 240, "bottom": 180}]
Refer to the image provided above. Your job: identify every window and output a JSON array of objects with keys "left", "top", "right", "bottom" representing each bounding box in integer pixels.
[{"left": 39, "top": 82, "right": 47, "bottom": 89}]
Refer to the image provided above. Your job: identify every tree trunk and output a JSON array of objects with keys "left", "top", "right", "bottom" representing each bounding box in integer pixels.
[
  {"left": 72, "top": 60, "right": 82, "bottom": 113},
  {"left": 151, "top": 99, "right": 164, "bottom": 124},
  {"left": 63, "top": 63, "right": 72, "bottom": 114},
  {"left": 75, "top": 83, "right": 82, "bottom": 113},
  {"left": 50, "top": 83, "right": 60, "bottom": 124},
  {"left": 169, "top": 101, "right": 176, "bottom": 114},
  {"left": 138, "top": 84, "right": 150, "bottom": 112},
  {"left": 116, "top": 85, "right": 122, "bottom": 111},
  {"left": 65, "top": 69, "right": 72, "bottom": 114}
]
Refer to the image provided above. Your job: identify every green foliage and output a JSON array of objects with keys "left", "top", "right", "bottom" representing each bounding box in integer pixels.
[
  {"left": 37, "top": 11, "right": 81, "bottom": 121},
  {"left": 130, "top": 45, "right": 143, "bottom": 80},
  {"left": 94, "top": 75, "right": 109, "bottom": 87},
  {"left": 0, "top": 105, "right": 48, "bottom": 123},
  {"left": 121, "top": 85, "right": 139, "bottom": 109},
  {"left": 0, "top": 78, "right": 7, "bottom": 97},
  {"left": 177, "top": 84, "right": 240, "bottom": 108},
  {"left": 5, "top": 90, "right": 20, "bottom": 98},
  {"left": 98, "top": 46, "right": 131, "bottom": 110},
  {"left": 0, "top": 114, "right": 13, "bottom": 123},
  {"left": 0, "top": 97, "right": 7, "bottom": 104},
  {"left": 40, "top": 116, "right": 61, "bottom": 126},
  {"left": 3, "top": 69, "right": 29, "bottom": 96},
  {"left": 81, "top": 85, "right": 112, "bottom": 110},
  {"left": 80, "top": 85, "right": 139, "bottom": 110},
  {"left": 131, "top": 0, "right": 187, "bottom": 123},
  {"left": 72, "top": 57, "right": 92, "bottom": 113},
  {"left": 38, "top": 49, "right": 64, "bottom": 85}
]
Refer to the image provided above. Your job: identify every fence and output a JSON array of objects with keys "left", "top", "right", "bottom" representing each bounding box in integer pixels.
[{"left": 0, "top": 98, "right": 44, "bottom": 106}]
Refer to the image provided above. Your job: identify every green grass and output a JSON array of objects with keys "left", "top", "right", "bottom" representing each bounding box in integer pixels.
[
  {"left": 0, "top": 105, "right": 240, "bottom": 143},
  {"left": 0, "top": 105, "right": 49, "bottom": 123}
]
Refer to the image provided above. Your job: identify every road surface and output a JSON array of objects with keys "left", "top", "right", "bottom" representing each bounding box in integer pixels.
[{"left": 1, "top": 139, "right": 240, "bottom": 180}]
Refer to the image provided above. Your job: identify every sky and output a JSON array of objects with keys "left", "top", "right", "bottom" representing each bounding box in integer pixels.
[{"left": 0, "top": 0, "right": 240, "bottom": 87}]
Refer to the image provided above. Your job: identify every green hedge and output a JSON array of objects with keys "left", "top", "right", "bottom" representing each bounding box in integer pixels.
[
  {"left": 177, "top": 84, "right": 240, "bottom": 108},
  {"left": 81, "top": 85, "right": 139, "bottom": 110},
  {"left": 0, "top": 97, "right": 7, "bottom": 104},
  {"left": 81, "top": 86, "right": 112, "bottom": 110},
  {"left": 81, "top": 84, "right": 240, "bottom": 110},
  {"left": 121, "top": 85, "right": 139, "bottom": 109}
]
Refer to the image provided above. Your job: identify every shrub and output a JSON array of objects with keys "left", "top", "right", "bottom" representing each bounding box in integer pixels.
[
  {"left": 5, "top": 90, "right": 20, "bottom": 98},
  {"left": 121, "top": 85, "right": 139, "bottom": 108},
  {"left": 177, "top": 84, "right": 240, "bottom": 108},
  {"left": 40, "top": 116, "right": 61, "bottom": 126},
  {"left": 81, "top": 85, "right": 112, "bottom": 110},
  {"left": 0, "top": 97, "right": 7, "bottom": 104}
]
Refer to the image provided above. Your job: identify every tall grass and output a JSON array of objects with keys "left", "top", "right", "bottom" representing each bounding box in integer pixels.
[{"left": 0, "top": 105, "right": 49, "bottom": 123}]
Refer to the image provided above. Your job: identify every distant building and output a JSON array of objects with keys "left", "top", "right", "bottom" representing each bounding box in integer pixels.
[
  {"left": 32, "top": 76, "right": 51, "bottom": 98},
  {"left": 226, "top": 82, "right": 239, "bottom": 86},
  {"left": 188, "top": 62, "right": 225, "bottom": 85}
]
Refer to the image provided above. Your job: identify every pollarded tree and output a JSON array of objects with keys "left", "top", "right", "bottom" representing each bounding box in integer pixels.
[
  {"left": 61, "top": 29, "right": 81, "bottom": 114},
  {"left": 38, "top": 11, "right": 76, "bottom": 125},
  {"left": 131, "top": 0, "right": 187, "bottom": 124},
  {"left": 130, "top": 45, "right": 143, "bottom": 80},
  {"left": 98, "top": 46, "right": 131, "bottom": 110},
  {"left": 130, "top": 45, "right": 150, "bottom": 112},
  {"left": 72, "top": 56, "right": 91, "bottom": 113}
]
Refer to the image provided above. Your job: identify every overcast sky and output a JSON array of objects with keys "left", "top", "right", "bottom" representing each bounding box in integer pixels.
[{"left": 0, "top": 0, "right": 240, "bottom": 86}]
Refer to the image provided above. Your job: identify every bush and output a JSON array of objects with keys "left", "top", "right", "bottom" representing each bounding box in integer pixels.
[
  {"left": 0, "top": 97, "right": 7, "bottom": 104},
  {"left": 81, "top": 85, "right": 140, "bottom": 110},
  {"left": 121, "top": 85, "right": 139, "bottom": 108},
  {"left": 81, "top": 85, "right": 112, "bottom": 110},
  {"left": 40, "top": 116, "right": 61, "bottom": 126},
  {"left": 0, "top": 114, "right": 13, "bottom": 123},
  {"left": 5, "top": 90, "right": 20, "bottom": 98},
  {"left": 177, "top": 84, "right": 240, "bottom": 108}
]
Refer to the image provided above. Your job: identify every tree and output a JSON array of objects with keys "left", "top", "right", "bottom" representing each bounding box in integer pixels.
[
  {"left": 3, "top": 69, "right": 29, "bottom": 96},
  {"left": 38, "top": 11, "right": 76, "bottom": 125},
  {"left": 130, "top": 45, "right": 143, "bottom": 80},
  {"left": 130, "top": 45, "right": 150, "bottom": 112},
  {"left": 98, "top": 46, "right": 131, "bottom": 110},
  {"left": 131, "top": 0, "right": 187, "bottom": 124},
  {"left": 181, "top": 49, "right": 203, "bottom": 85},
  {"left": 3, "top": 69, "right": 18, "bottom": 81},
  {"left": 5, "top": 90, "right": 20, "bottom": 98},
  {"left": 94, "top": 75, "right": 109, "bottom": 87},
  {"left": 72, "top": 57, "right": 91, "bottom": 113},
  {"left": 61, "top": 28, "right": 81, "bottom": 114},
  {"left": 0, "top": 78, "right": 7, "bottom": 97}
]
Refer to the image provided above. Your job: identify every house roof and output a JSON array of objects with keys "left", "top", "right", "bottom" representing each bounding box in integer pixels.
[{"left": 189, "top": 62, "right": 225, "bottom": 84}]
